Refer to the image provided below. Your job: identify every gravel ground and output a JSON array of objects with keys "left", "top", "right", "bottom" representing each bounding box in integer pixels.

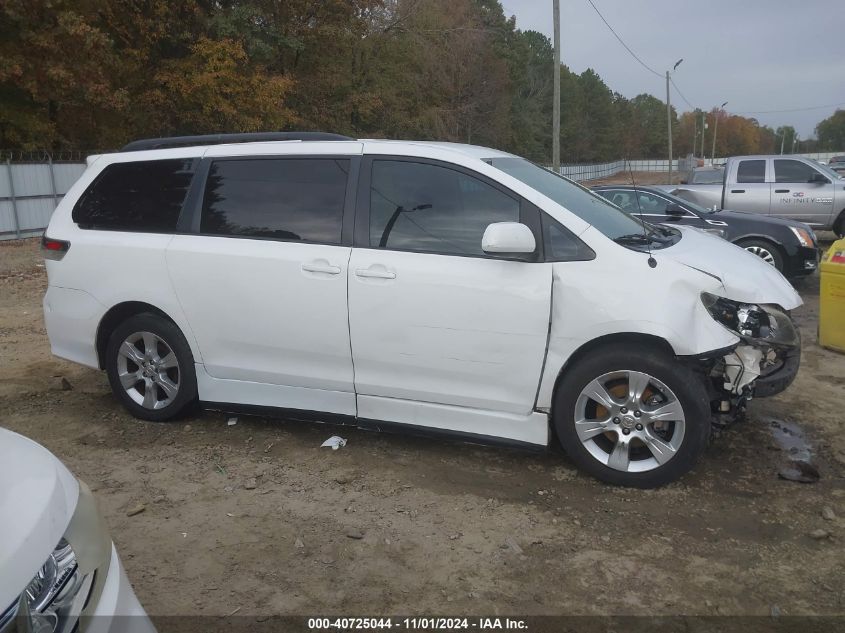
[{"left": 1, "top": 237, "right": 843, "bottom": 617}]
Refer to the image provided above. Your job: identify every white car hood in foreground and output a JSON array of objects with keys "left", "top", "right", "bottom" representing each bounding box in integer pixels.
[
  {"left": 659, "top": 227, "right": 802, "bottom": 309},
  {"left": 0, "top": 428, "right": 79, "bottom": 609}
]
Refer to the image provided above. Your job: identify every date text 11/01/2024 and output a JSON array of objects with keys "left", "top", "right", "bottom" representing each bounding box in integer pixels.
[{"left": 308, "top": 618, "right": 529, "bottom": 630}]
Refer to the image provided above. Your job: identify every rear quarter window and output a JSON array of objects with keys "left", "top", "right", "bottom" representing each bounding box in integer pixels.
[{"left": 72, "top": 159, "right": 195, "bottom": 232}]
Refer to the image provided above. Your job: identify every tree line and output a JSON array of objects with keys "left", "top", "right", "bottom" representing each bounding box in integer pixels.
[{"left": 1, "top": 0, "right": 839, "bottom": 162}]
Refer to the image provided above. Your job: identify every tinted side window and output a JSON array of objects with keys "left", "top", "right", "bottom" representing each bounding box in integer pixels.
[
  {"left": 542, "top": 213, "right": 595, "bottom": 262},
  {"left": 598, "top": 190, "right": 638, "bottom": 213},
  {"left": 635, "top": 192, "right": 670, "bottom": 215},
  {"left": 72, "top": 159, "right": 194, "bottom": 231},
  {"left": 200, "top": 159, "right": 348, "bottom": 243},
  {"left": 736, "top": 160, "right": 766, "bottom": 183},
  {"left": 774, "top": 159, "right": 819, "bottom": 183},
  {"left": 369, "top": 160, "right": 519, "bottom": 256}
]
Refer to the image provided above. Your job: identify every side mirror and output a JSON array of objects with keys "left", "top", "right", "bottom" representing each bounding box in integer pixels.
[
  {"left": 808, "top": 172, "right": 829, "bottom": 184},
  {"left": 666, "top": 203, "right": 685, "bottom": 217},
  {"left": 482, "top": 222, "right": 536, "bottom": 255}
]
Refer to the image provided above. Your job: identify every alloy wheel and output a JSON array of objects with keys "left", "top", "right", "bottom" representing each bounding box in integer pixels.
[
  {"left": 116, "top": 331, "right": 180, "bottom": 410},
  {"left": 745, "top": 245, "right": 776, "bottom": 266},
  {"left": 574, "top": 370, "right": 686, "bottom": 473}
]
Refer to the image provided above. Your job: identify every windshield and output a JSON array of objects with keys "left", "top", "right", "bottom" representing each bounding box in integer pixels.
[{"left": 489, "top": 157, "right": 648, "bottom": 240}]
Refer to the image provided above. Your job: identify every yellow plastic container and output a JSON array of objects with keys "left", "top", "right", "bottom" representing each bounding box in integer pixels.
[{"left": 819, "top": 237, "right": 845, "bottom": 353}]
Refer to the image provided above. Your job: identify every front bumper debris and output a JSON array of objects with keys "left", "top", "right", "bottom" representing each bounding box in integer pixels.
[
  {"left": 722, "top": 345, "right": 764, "bottom": 394},
  {"left": 751, "top": 343, "right": 801, "bottom": 397},
  {"left": 695, "top": 305, "right": 801, "bottom": 430}
]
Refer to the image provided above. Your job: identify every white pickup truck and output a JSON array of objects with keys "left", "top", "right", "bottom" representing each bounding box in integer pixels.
[{"left": 666, "top": 155, "right": 845, "bottom": 236}]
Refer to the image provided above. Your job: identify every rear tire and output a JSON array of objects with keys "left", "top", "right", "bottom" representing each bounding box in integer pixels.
[
  {"left": 553, "top": 344, "right": 711, "bottom": 488},
  {"left": 737, "top": 238, "right": 784, "bottom": 273},
  {"left": 105, "top": 313, "right": 197, "bottom": 422}
]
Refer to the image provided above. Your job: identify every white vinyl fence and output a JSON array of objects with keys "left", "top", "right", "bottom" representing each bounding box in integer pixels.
[
  {"left": 557, "top": 158, "right": 685, "bottom": 182},
  {"left": 1, "top": 157, "right": 86, "bottom": 240}
]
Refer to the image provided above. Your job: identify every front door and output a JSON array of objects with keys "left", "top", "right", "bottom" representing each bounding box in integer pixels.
[
  {"left": 167, "top": 155, "right": 357, "bottom": 414},
  {"left": 347, "top": 158, "right": 552, "bottom": 427},
  {"left": 770, "top": 158, "right": 835, "bottom": 228}
]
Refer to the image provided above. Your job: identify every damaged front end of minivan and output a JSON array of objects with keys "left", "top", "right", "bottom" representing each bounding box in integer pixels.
[{"left": 696, "top": 292, "right": 801, "bottom": 430}]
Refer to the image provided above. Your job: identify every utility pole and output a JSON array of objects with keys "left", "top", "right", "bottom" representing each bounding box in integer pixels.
[
  {"left": 780, "top": 132, "right": 785, "bottom": 155},
  {"left": 552, "top": 0, "right": 560, "bottom": 172},
  {"left": 711, "top": 101, "right": 727, "bottom": 165},
  {"left": 666, "top": 59, "right": 682, "bottom": 185},
  {"left": 666, "top": 71, "right": 672, "bottom": 184},
  {"left": 691, "top": 111, "right": 697, "bottom": 159}
]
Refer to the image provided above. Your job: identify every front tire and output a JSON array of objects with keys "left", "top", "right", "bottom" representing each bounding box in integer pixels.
[
  {"left": 737, "top": 238, "right": 784, "bottom": 273},
  {"left": 553, "top": 344, "right": 711, "bottom": 488},
  {"left": 106, "top": 313, "right": 197, "bottom": 422}
]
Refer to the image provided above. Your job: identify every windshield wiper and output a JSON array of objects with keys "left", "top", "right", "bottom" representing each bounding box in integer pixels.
[{"left": 614, "top": 231, "right": 671, "bottom": 246}]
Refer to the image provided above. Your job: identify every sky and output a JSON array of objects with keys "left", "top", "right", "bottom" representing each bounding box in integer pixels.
[{"left": 500, "top": 0, "right": 845, "bottom": 138}]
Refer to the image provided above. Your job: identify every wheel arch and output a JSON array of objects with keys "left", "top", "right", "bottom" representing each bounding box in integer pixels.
[
  {"left": 546, "top": 333, "right": 676, "bottom": 415},
  {"left": 731, "top": 232, "right": 788, "bottom": 249},
  {"left": 96, "top": 301, "right": 180, "bottom": 370}
]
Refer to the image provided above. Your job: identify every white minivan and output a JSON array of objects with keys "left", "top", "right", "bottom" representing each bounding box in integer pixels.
[{"left": 42, "top": 133, "right": 802, "bottom": 487}]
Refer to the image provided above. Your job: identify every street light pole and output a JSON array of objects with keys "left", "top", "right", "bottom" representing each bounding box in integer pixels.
[
  {"left": 711, "top": 101, "right": 727, "bottom": 165},
  {"left": 552, "top": 0, "right": 560, "bottom": 172},
  {"left": 666, "top": 59, "right": 682, "bottom": 185}
]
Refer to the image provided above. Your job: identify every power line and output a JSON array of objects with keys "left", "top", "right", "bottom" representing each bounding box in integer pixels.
[
  {"left": 669, "top": 77, "right": 696, "bottom": 110},
  {"left": 584, "top": 0, "right": 842, "bottom": 119},
  {"left": 733, "top": 101, "right": 845, "bottom": 115},
  {"left": 584, "top": 0, "right": 662, "bottom": 79}
]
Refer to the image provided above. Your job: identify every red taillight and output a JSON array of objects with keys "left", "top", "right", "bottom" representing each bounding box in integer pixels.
[{"left": 41, "top": 235, "right": 70, "bottom": 260}]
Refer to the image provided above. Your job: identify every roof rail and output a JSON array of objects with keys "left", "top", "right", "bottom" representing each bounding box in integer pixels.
[{"left": 120, "top": 132, "right": 354, "bottom": 152}]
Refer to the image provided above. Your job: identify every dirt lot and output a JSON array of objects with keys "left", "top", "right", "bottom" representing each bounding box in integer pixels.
[{"left": 1, "top": 237, "right": 843, "bottom": 617}]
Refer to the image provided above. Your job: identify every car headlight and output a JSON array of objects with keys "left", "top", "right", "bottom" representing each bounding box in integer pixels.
[
  {"left": 789, "top": 226, "right": 815, "bottom": 247},
  {"left": 21, "top": 539, "right": 94, "bottom": 633},
  {"left": 1, "top": 482, "right": 109, "bottom": 633},
  {"left": 701, "top": 292, "right": 799, "bottom": 347}
]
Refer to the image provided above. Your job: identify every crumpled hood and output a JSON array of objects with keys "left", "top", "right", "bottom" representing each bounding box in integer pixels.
[
  {"left": 0, "top": 428, "right": 79, "bottom": 609},
  {"left": 658, "top": 226, "right": 802, "bottom": 309}
]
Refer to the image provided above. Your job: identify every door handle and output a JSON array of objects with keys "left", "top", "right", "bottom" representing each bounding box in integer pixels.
[
  {"left": 775, "top": 189, "right": 789, "bottom": 193},
  {"left": 302, "top": 262, "right": 341, "bottom": 275},
  {"left": 355, "top": 268, "right": 396, "bottom": 279},
  {"left": 731, "top": 189, "right": 745, "bottom": 193}
]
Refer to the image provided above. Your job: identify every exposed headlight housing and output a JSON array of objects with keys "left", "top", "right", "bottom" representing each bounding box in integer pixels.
[
  {"left": 701, "top": 292, "right": 799, "bottom": 347},
  {"left": 789, "top": 226, "right": 815, "bottom": 247}
]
